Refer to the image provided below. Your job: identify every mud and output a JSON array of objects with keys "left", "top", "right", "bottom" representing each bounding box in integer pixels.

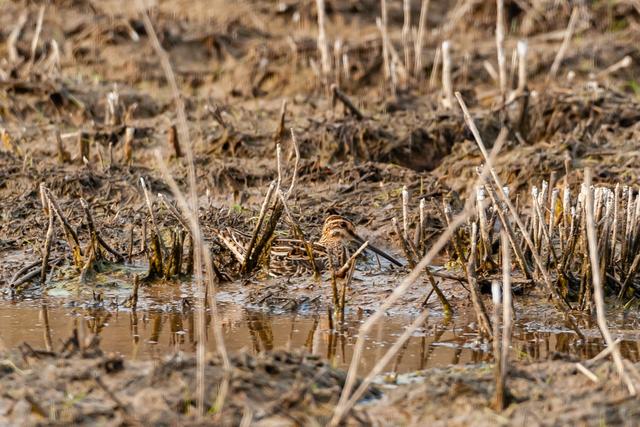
[{"left": 2, "top": 0, "right": 640, "bottom": 425}]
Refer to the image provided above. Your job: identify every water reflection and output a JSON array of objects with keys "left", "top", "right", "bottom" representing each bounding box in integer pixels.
[{"left": 2, "top": 302, "right": 640, "bottom": 374}]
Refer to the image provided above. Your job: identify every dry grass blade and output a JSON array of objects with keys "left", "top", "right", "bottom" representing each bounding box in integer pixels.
[{"left": 138, "top": 3, "right": 229, "bottom": 417}]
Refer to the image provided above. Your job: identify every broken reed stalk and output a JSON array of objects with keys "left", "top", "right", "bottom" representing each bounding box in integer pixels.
[
  {"left": 441, "top": 41, "right": 453, "bottom": 109},
  {"left": 273, "top": 99, "right": 287, "bottom": 144},
  {"left": 476, "top": 187, "right": 493, "bottom": 266},
  {"left": 139, "top": 5, "right": 230, "bottom": 417},
  {"left": 78, "top": 133, "right": 90, "bottom": 165},
  {"left": 402, "top": 0, "right": 411, "bottom": 71},
  {"left": 25, "top": 5, "right": 45, "bottom": 73},
  {"left": 417, "top": 198, "right": 426, "bottom": 253},
  {"left": 330, "top": 114, "right": 508, "bottom": 426},
  {"left": 495, "top": 0, "right": 507, "bottom": 100},
  {"left": 7, "top": 12, "right": 27, "bottom": 63},
  {"left": 336, "top": 241, "right": 369, "bottom": 278},
  {"left": 123, "top": 127, "right": 134, "bottom": 166},
  {"left": 402, "top": 186, "right": 410, "bottom": 241},
  {"left": 584, "top": 168, "right": 636, "bottom": 396},
  {"left": 40, "top": 200, "right": 54, "bottom": 283},
  {"left": 495, "top": 230, "right": 512, "bottom": 410},
  {"left": 455, "top": 92, "right": 583, "bottom": 338},
  {"left": 467, "top": 223, "right": 493, "bottom": 338},
  {"left": 548, "top": 7, "right": 579, "bottom": 81},
  {"left": 41, "top": 185, "right": 83, "bottom": 268},
  {"left": 428, "top": 46, "right": 441, "bottom": 89},
  {"left": 597, "top": 55, "right": 632, "bottom": 79},
  {"left": 393, "top": 217, "right": 417, "bottom": 267},
  {"left": 80, "top": 198, "right": 125, "bottom": 262},
  {"left": 158, "top": 193, "right": 190, "bottom": 232},
  {"left": 168, "top": 124, "right": 182, "bottom": 158},
  {"left": 315, "top": 0, "right": 331, "bottom": 85},
  {"left": 247, "top": 200, "right": 284, "bottom": 275},
  {"left": 484, "top": 179, "right": 532, "bottom": 280},
  {"left": 286, "top": 129, "right": 300, "bottom": 197},
  {"left": 331, "top": 84, "right": 364, "bottom": 120},
  {"left": 379, "top": 0, "right": 391, "bottom": 82},
  {"left": 516, "top": 40, "right": 528, "bottom": 93},
  {"left": 491, "top": 280, "right": 502, "bottom": 407},
  {"left": 424, "top": 267, "right": 452, "bottom": 317},
  {"left": 241, "top": 181, "right": 276, "bottom": 273},
  {"left": 414, "top": 0, "right": 430, "bottom": 77},
  {"left": 278, "top": 190, "right": 320, "bottom": 279},
  {"left": 334, "top": 40, "right": 343, "bottom": 87},
  {"left": 55, "top": 130, "right": 70, "bottom": 164},
  {"left": 128, "top": 275, "right": 140, "bottom": 310},
  {"left": 140, "top": 177, "right": 165, "bottom": 257}
]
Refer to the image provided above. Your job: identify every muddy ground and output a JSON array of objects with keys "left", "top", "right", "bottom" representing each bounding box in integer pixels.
[{"left": 2, "top": 0, "right": 640, "bottom": 425}]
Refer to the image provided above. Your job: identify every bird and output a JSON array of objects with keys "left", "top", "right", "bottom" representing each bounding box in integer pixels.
[{"left": 215, "top": 214, "right": 403, "bottom": 277}]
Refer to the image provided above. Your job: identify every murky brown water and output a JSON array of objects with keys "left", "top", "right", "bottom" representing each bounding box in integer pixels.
[{"left": 3, "top": 297, "right": 640, "bottom": 374}]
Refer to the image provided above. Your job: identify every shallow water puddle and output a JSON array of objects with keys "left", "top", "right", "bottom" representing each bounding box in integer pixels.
[{"left": 2, "top": 297, "right": 639, "bottom": 375}]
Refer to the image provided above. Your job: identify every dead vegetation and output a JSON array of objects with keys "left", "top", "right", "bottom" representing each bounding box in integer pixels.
[{"left": 2, "top": 0, "right": 640, "bottom": 425}]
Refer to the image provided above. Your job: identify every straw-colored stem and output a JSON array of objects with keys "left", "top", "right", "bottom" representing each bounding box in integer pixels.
[
  {"left": 402, "top": 0, "right": 412, "bottom": 72},
  {"left": 315, "top": 0, "right": 331, "bottom": 83},
  {"left": 414, "top": 0, "right": 430, "bottom": 76},
  {"left": 548, "top": 7, "right": 579, "bottom": 80},
  {"left": 456, "top": 92, "right": 582, "bottom": 334},
  {"left": 495, "top": 0, "right": 506, "bottom": 99},
  {"left": 441, "top": 41, "right": 453, "bottom": 109},
  {"left": 584, "top": 168, "right": 636, "bottom": 395}
]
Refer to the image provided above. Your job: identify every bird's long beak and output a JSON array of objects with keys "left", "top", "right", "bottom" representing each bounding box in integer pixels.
[{"left": 351, "top": 233, "right": 403, "bottom": 267}]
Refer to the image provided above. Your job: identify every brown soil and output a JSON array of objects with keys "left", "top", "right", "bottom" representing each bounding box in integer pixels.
[{"left": 2, "top": 0, "right": 640, "bottom": 425}]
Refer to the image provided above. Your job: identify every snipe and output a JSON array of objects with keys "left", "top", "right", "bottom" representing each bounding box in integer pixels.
[{"left": 216, "top": 215, "right": 402, "bottom": 277}]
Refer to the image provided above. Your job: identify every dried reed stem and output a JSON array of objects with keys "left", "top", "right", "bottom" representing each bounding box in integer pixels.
[
  {"left": 548, "top": 7, "right": 579, "bottom": 80},
  {"left": 42, "top": 186, "right": 83, "bottom": 268},
  {"left": 140, "top": 4, "right": 230, "bottom": 416},
  {"left": 331, "top": 110, "right": 508, "bottom": 426},
  {"left": 402, "top": 186, "right": 410, "bottom": 241},
  {"left": 584, "top": 168, "right": 636, "bottom": 395},
  {"left": 25, "top": 5, "right": 45, "bottom": 73},
  {"left": 495, "top": 230, "right": 512, "bottom": 410},
  {"left": 331, "top": 84, "right": 364, "bottom": 119},
  {"left": 168, "top": 124, "right": 182, "bottom": 158},
  {"left": 456, "top": 93, "right": 581, "bottom": 335},
  {"left": 274, "top": 99, "right": 288, "bottom": 144},
  {"left": 242, "top": 181, "right": 277, "bottom": 271},
  {"left": 7, "top": 12, "right": 27, "bottom": 63},
  {"left": 337, "top": 241, "right": 369, "bottom": 278},
  {"left": 495, "top": 0, "right": 507, "bottom": 99},
  {"left": 428, "top": 46, "right": 441, "bottom": 89},
  {"left": 402, "top": 0, "right": 412, "bottom": 71},
  {"left": 414, "top": 0, "right": 430, "bottom": 76},
  {"left": 40, "top": 200, "right": 54, "bottom": 283},
  {"left": 380, "top": 0, "right": 391, "bottom": 81},
  {"left": 467, "top": 223, "right": 493, "bottom": 338},
  {"left": 315, "top": 0, "right": 331, "bottom": 84},
  {"left": 441, "top": 41, "right": 453, "bottom": 109},
  {"left": 516, "top": 40, "right": 528, "bottom": 93}
]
